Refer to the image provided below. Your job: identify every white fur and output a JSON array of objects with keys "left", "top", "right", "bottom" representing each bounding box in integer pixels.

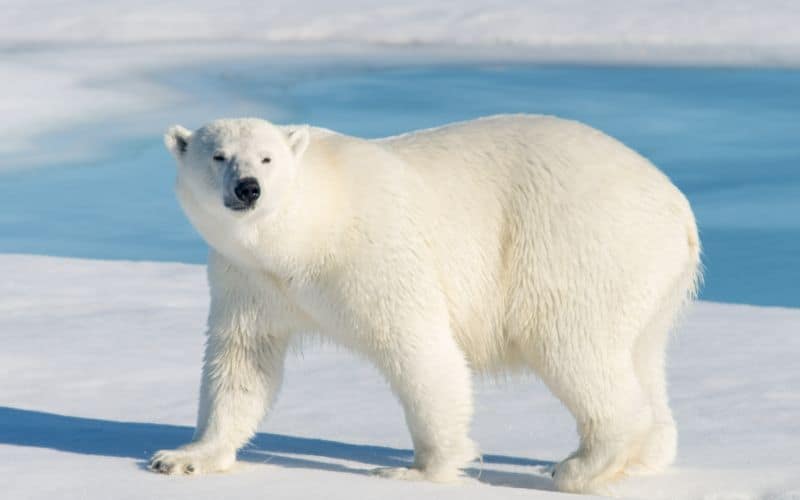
[{"left": 150, "top": 115, "right": 701, "bottom": 493}]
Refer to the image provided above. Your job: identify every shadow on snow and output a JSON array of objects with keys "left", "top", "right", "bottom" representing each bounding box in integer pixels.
[{"left": 0, "top": 406, "right": 556, "bottom": 490}]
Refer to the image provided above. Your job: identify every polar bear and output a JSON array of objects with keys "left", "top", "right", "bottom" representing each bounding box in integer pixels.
[{"left": 150, "top": 114, "right": 701, "bottom": 493}]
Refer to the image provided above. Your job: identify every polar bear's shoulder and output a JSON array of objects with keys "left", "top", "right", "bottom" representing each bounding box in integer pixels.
[
  {"left": 277, "top": 124, "right": 340, "bottom": 140},
  {"left": 278, "top": 124, "right": 363, "bottom": 157}
]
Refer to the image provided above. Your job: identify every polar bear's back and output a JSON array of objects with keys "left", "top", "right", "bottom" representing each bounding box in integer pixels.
[
  {"left": 378, "top": 115, "right": 699, "bottom": 369},
  {"left": 382, "top": 114, "right": 668, "bottom": 192},
  {"left": 380, "top": 115, "right": 685, "bottom": 220}
]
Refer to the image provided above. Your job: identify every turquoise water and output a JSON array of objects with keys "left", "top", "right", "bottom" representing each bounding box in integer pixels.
[{"left": 1, "top": 62, "right": 798, "bottom": 307}]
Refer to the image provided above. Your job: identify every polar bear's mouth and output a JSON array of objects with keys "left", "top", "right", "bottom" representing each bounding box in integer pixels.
[{"left": 224, "top": 199, "right": 253, "bottom": 212}]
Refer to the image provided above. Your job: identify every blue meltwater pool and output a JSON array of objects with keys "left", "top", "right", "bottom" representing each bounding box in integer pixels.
[{"left": 0, "top": 61, "right": 798, "bottom": 307}]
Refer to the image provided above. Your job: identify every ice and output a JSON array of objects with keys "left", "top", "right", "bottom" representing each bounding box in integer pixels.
[{"left": 1, "top": 254, "right": 799, "bottom": 499}]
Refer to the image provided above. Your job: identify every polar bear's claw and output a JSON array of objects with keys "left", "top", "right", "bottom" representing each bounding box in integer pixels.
[{"left": 147, "top": 448, "right": 234, "bottom": 476}]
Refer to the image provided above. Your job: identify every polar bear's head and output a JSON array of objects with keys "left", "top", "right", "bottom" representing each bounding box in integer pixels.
[{"left": 164, "top": 118, "right": 309, "bottom": 221}]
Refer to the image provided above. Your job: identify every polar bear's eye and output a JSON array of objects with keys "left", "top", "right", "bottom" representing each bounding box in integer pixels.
[
  {"left": 213, "top": 153, "right": 226, "bottom": 162},
  {"left": 262, "top": 157, "right": 271, "bottom": 164}
]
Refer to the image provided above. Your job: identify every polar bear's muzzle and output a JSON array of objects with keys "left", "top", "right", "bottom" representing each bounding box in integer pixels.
[{"left": 224, "top": 177, "right": 261, "bottom": 211}]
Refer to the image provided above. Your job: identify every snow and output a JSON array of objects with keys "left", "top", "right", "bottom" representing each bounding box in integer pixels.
[
  {"left": 2, "top": 0, "right": 800, "bottom": 165},
  {"left": 1, "top": 254, "right": 799, "bottom": 499},
  {"left": 3, "top": 1, "right": 800, "bottom": 61}
]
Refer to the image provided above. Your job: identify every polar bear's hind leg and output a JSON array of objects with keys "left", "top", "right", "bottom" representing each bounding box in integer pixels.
[
  {"left": 534, "top": 329, "right": 654, "bottom": 493},
  {"left": 629, "top": 251, "right": 700, "bottom": 473}
]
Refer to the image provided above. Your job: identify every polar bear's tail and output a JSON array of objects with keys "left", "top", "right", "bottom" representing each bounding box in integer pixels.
[
  {"left": 684, "top": 212, "right": 703, "bottom": 304},
  {"left": 661, "top": 207, "right": 702, "bottom": 333},
  {"left": 643, "top": 211, "right": 702, "bottom": 354}
]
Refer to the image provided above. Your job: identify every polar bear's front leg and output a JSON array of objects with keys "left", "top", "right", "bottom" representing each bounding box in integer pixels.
[
  {"left": 370, "top": 323, "right": 478, "bottom": 482},
  {"left": 149, "top": 329, "right": 289, "bottom": 475}
]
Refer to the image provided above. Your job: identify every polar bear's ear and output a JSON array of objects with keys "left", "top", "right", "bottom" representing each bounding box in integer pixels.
[
  {"left": 164, "top": 125, "right": 192, "bottom": 158},
  {"left": 286, "top": 126, "right": 310, "bottom": 159}
]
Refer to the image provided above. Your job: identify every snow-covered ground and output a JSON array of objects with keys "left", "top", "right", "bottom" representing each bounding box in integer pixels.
[
  {"left": 4, "top": 1, "right": 800, "bottom": 61},
  {"left": 2, "top": 0, "right": 800, "bottom": 165},
  {"left": 1, "top": 254, "right": 799, "bottom": 500}
]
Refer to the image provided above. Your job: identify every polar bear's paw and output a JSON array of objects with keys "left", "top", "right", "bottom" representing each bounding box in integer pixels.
[
  {"left": 628, "top": 420, "right": 677, "bottom": 474},
  {"left": 552, "top": 453, "right": 621, "bottom": 494},
  {"left": 371, "top": 466, "right": 426, "bottom": 481},
  {"left": 371, "top": 465, "right": 464, "bottom": 483},
  {"left": 148, "top": 447, "right": 235, "bottom": 475}
]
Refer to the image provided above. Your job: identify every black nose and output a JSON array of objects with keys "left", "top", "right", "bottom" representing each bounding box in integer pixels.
[{"left": 234, "top": 177, "right": 261, "bottom": 205}]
